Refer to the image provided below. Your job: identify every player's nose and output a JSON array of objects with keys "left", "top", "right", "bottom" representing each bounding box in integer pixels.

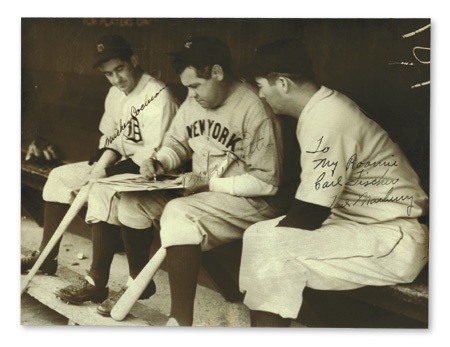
[
  {"left": 112, "top": 72, "right": 122, "bottom": 84},
  {"left": 187, "top": 88, "right": 196, "bottom": 98}
]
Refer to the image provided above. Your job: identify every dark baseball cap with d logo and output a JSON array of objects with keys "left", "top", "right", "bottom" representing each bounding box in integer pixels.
[{"left": 93, "top": 34, "right": 133, "bottom": 68}]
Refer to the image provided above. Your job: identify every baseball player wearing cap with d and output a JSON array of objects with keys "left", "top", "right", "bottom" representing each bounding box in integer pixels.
[
  {"left": 238, "top": 38, "right": 429, "bottom": 327},
  {"left": 112, "top": 36, "right": 287, "bottom": 326},
  {"left": 23, "top": 35, "right": 178, "bottom": 307}
]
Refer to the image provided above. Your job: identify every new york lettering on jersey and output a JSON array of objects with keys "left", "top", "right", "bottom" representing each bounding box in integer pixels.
[{"left": 185, "top": 119, "right": 242, "bottom": 151}]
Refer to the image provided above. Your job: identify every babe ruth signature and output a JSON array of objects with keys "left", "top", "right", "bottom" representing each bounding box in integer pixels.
[
  {"left": 104, "top": 85, "right": 167, "bottom": 147},
  {"left": 178, "top": 151, "right": 241, "bottom": 193},
  {"left": 238, "top": 132, "right": 275, "bottom": 160},
  {"left": 306, "top": 136, "right": 415, "bottom": 216}
]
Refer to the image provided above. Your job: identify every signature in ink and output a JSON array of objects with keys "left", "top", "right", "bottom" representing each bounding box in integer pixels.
[
  {"left": 315, "top": 172, "right": 343, "bottom": 190},
  {"left": 305, "top": 136, "right": 329, "bottom": 154},
  {"left": 346, "top": 169, "right": 400, "bottom": 187},
  {"left": 331, "top": 188, "right": 414, "bottom": 216},
  {"left": 346, "top": 154, "right": 398, "bottom": 171},
  {"left": 104, "top": 85, "right": 167, "bottom": 147}
]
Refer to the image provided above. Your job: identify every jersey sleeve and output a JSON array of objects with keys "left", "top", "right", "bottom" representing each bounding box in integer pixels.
[
  {"left": 161, "top": 103, "right": 194, "bottom": 164},
  {"left": 238, "top": 103, "right": 283, "bottom": 187},
  {"left": 296, "top": 111, "right": 358, "bottom": 208}
]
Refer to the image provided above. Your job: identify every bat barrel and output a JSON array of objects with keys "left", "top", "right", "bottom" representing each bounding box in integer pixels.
[{"left": 111, "top": 247, "right": 167, "bottom": 321}]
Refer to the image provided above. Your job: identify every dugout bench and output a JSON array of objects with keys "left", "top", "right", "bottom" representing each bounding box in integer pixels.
[
  {"left": 20, "top": 72, "right": 428, "bottom": 328},
  {"left": 21, "top": 155, "right": 429, "bottom": 328}
]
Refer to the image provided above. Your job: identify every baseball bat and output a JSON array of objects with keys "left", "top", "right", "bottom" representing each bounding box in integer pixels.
[
  {"left": 111, "top": 152, "right": 238, "bottom": 321},
  {"left": 110, "top": 247, "right": 167, "bottom": 321},
  {"left": 21, "top": 180, "right": 94, "bottom": 295}
]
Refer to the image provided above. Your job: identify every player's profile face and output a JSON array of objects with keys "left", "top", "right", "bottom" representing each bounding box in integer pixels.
[
  {"left": 180, "top": 66, "right": 221, "bottom": 109},
  {"left": 255, "top": 77, "right": 284, "bottom": 114},
  {"left": 99, "top": 58, "right": 138, "bottom": 95}
]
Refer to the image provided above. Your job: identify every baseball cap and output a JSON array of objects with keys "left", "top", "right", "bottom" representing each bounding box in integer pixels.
[
  {"left": 169, "top": 36, "right": 232, "bottom": 69},
  {"left": 93, "top": 34, "right": 133, "bottom": 68},
  {"left": 246, "top": 38, "right": 314, "bottom": 79}
]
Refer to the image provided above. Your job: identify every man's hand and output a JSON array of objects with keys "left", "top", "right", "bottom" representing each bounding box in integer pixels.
[
  {"left": 140, "top": 158, "right": 165, "bottom": 180},
  {"left": 89, "top": 169, "right": 107, "bottom": 181},
  {"left": 180, "top": 172, "right": 210, "bottom": 196}
]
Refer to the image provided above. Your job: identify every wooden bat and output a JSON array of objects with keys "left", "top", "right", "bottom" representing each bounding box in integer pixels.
[
  {"left": 21, "top": 180, "right": 94, "bottom": 295},
  {"left": 111, "top": 152, "right": 238, "bottom": 321},
  {"left": 110, "top": 247, "right": 167, "bottom": 321}
]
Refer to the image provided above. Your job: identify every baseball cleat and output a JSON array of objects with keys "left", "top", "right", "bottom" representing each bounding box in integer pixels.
[
  {"left": 55, "top": 279, "right": 108, "bottom": 305},
  {"left": 21, "top": 251, "right": 58, "bottom": 275}
]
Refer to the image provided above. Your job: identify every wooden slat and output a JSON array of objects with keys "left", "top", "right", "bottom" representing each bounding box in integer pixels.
[{"left": 22, "top": 266, "right": 169, "bottom": 326}]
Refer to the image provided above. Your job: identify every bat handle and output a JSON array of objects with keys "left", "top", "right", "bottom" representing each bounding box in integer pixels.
[
  {"left": 21, "top": 181, "right": 94, "bottom": 295},
  {"left": 110, "top": 152, "right": 237, "bottom": 320}
]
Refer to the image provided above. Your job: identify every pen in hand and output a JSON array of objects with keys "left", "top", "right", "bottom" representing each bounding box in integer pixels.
[{"left": 151, "top": 148, "right": 158, "bottom": 182}]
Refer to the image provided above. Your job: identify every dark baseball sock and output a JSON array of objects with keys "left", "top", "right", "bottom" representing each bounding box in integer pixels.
[
  {"left": 38, "top": 202, "right": 70, "bottom": 263},
  {"left": 250, "top": 310, "right": 291, "bottom": 327},
  {"left": 121, "top": 225, "right": 156, "bottom": 298},
  {"left": 88, "top": 221, "right": 121, "bottom": 288},
  {"left": 167, "top": 244, "right": 201, "bottom": 326}
]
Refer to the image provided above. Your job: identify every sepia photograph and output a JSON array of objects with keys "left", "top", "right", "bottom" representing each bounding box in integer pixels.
[
  {"left": 19, "top": 16, "right": 432, "bottom": 330},
  {"left": 8, "top": 0, "right": 450, "bottom": 343}
]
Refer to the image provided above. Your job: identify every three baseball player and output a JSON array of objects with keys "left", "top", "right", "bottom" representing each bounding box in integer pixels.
[{"left": 23, "top": 34, "right": 428, "bottom": 328}]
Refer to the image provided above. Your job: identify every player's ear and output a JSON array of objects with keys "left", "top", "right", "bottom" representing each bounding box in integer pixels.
[
  {"left": 276, "top": 76, "right": 290, "bottom": 94},
  {"left": 130, "top": 55, "right": 139, "bottom": 68},
  {"left": 211, "top": 64, "right": 224, "bottom": 82}
]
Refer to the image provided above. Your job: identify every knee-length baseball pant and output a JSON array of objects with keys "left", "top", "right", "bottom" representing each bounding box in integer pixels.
[
  {"left": 239, "top": 216, "right": 429, "bottom": 319},
  {"left": 113, "top": 191, "right": 282, "bottom": 251},
  {"left": 42, "top": 161, "right": 92, "bottom": 204}
]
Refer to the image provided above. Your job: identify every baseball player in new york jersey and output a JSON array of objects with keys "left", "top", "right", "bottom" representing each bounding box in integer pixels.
[
  {"left": 114, "top": 37, "right": 286, "bottom": 326},
  {"left": 239, "top": 39, "right": 429, "bottom": 327}
]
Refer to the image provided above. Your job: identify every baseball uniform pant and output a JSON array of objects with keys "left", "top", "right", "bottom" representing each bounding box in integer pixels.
[
  {"left": 119, "top": 191, "right": 281, "bottom": 251},
  {"left": 42, "top": 161, "right": 92, "bottom": 204},
  {"left": 85, "top": 183, "right": 123, "bottom": 226},
  {"left": 239, "top": 216, "right": 429, "bottom": 319}
]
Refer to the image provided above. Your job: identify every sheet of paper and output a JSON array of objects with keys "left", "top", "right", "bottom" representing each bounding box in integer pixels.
[{"left": 96, "top": 173, "right": 184, "bottom": 192}]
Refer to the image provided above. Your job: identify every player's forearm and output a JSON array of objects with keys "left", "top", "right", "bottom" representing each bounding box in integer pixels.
[
  {"left": 105, "top": 158, "right": 140, "bottom": 177},
  {"left": 209, "top": 174, "right": 278, "bottom": 197},
  {"left": 154, "top": 146, "right": 183, "bottom": 172},
  {"left": 277, "top": 199, "right": 331, "bottom": 230},
  {"left": 92, "top": 149, "right": 120, "bottom": 172}
]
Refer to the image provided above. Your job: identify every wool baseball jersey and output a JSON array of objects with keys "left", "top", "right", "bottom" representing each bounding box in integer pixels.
[
  {"left": 161, "top": 82, "right": 282, "bottom": 190},
  {"left": 99, "top": 73, "right": 178, "bottom": 166},
  {"left": 296, "top": 86, "right": 428, "bottom": 224}
]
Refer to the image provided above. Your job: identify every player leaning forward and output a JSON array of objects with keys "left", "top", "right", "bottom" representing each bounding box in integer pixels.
[
  {"left": 23, "top": 35, "right": 178, "bottom": 301},
  {"left": 239, "top": 39, "right": 429, "bottom": 327},
  {"left": 115, "top": 36, "right": 287, "bottom": 326}
]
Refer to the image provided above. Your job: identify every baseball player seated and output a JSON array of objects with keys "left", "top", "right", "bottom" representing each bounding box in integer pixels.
[
  {"left": 22, "top": 35, "right": 178, "bottom": 309},
  {"left": 238, "top": 38, "right": 429, "bottom": 327},
  {"left": 109, "top": 36, "right": 291, "bottom": 326}
]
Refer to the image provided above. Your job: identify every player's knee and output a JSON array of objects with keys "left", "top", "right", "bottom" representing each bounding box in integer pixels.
[
  {"left": 117, "top": 194, "right": 153, "bottom": 229},
  {"left": 163, "top": 198, "right": 185, "bottom": 216},
  {"left": 160, "top": 198, "right": 203, "bottom": 247}
]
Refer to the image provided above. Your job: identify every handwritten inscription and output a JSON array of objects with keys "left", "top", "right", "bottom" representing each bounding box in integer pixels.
[
  {"left": 104, "top": 85, "right": 167, "bottom": 147},
  {"left": 305, "top": 136, "right": 414, "bottom": 216}
]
